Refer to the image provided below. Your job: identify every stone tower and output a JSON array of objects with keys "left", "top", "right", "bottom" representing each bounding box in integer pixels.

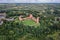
[
  {"left": 28, "top": 14, "right": 33, "bottom": 19},
  {"left": 36, "top": 17, "right": 39, "bottom": 23}
]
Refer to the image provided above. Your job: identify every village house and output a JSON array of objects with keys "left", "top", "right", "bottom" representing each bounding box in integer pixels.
[
  {"left": 19, "top": 14, "right": 39, "bottom": 23},
  {"left": 0, "top": 13, "right": 14, "bottom": 25},
  {"left": 54, "top": 17, "right": 60, "bottom": 23},
  {"left": 55, "top": 17, "right": 60, "bottom": 21},
  {"left": 5, "top": 17, "right": 14, "bottom": 21},
  {"left": 0, "top": 20, "right": 3, "bottom": 25},
  {"left": 0, "top": 13, "right": 6, "bottom": 20},
  {"left": 0, "top": 13, "right": 6, "bottom": 25}
]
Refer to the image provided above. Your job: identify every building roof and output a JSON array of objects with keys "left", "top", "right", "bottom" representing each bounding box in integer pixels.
[
  {"left": 6, "top": 18, "right": 14, "bottom": 21},
  {"left": 0, "top": 13, "right": 6, "bottom": 19},
  {"left": 0, "top": 13, "right": 6, "bottom": 15},
  {"left": 0, "top": 21, "right": 3, "bottom": 25}
]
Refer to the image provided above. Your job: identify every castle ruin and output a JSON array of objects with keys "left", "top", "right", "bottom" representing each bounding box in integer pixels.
[{"left": 19, "top": 14, "right": 39, "bottom": 23}]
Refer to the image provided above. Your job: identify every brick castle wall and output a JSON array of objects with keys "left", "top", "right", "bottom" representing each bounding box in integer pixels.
[{"left": 19, "top": 14, "right": 39, "bottom": 23}]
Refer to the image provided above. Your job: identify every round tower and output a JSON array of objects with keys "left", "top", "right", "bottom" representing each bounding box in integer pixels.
[
  {"left": 36, "top": 17, "right": 39, "bottom": 23},
  {"left": 29, "top": 14, "right": 33, "bottom": 19}
]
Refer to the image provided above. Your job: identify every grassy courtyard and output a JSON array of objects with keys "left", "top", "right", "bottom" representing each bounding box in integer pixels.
[
  {"left": 22, "top": 19, "right": 40, "bottom": 27},
  {"left": 15, "top": 17, "right": 40, "bottom": 27}
]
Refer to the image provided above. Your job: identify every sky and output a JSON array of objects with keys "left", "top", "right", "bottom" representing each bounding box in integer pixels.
[{"left": 0, "top": 0, "right": 60, "bottom": 3}]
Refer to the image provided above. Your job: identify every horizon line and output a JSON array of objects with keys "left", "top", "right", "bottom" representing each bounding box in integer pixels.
[{"left": 0, "top": 3, "right": 59, "bottom": 4}]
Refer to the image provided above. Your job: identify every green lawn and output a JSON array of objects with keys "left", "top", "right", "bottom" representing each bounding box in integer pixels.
[
  {"left": 15, "top": 18, "right": 40, "bottom": 27},
  {"left": 22, "top": 19, "right": 40, "bottom": 27}
]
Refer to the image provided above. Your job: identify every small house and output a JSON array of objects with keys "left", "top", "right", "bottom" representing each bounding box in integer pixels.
[
  {"left": 6, "top": 18, "right": 14, "bottom": 21},
  {"left": 0, "top": 21, "right": 3, "bottom": 25},
  {"left": 55, "top": 17, "right": 60, "bottom": 21},
  {"left": 0, "top": 13, "right": 6, "bottom": 20}
]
